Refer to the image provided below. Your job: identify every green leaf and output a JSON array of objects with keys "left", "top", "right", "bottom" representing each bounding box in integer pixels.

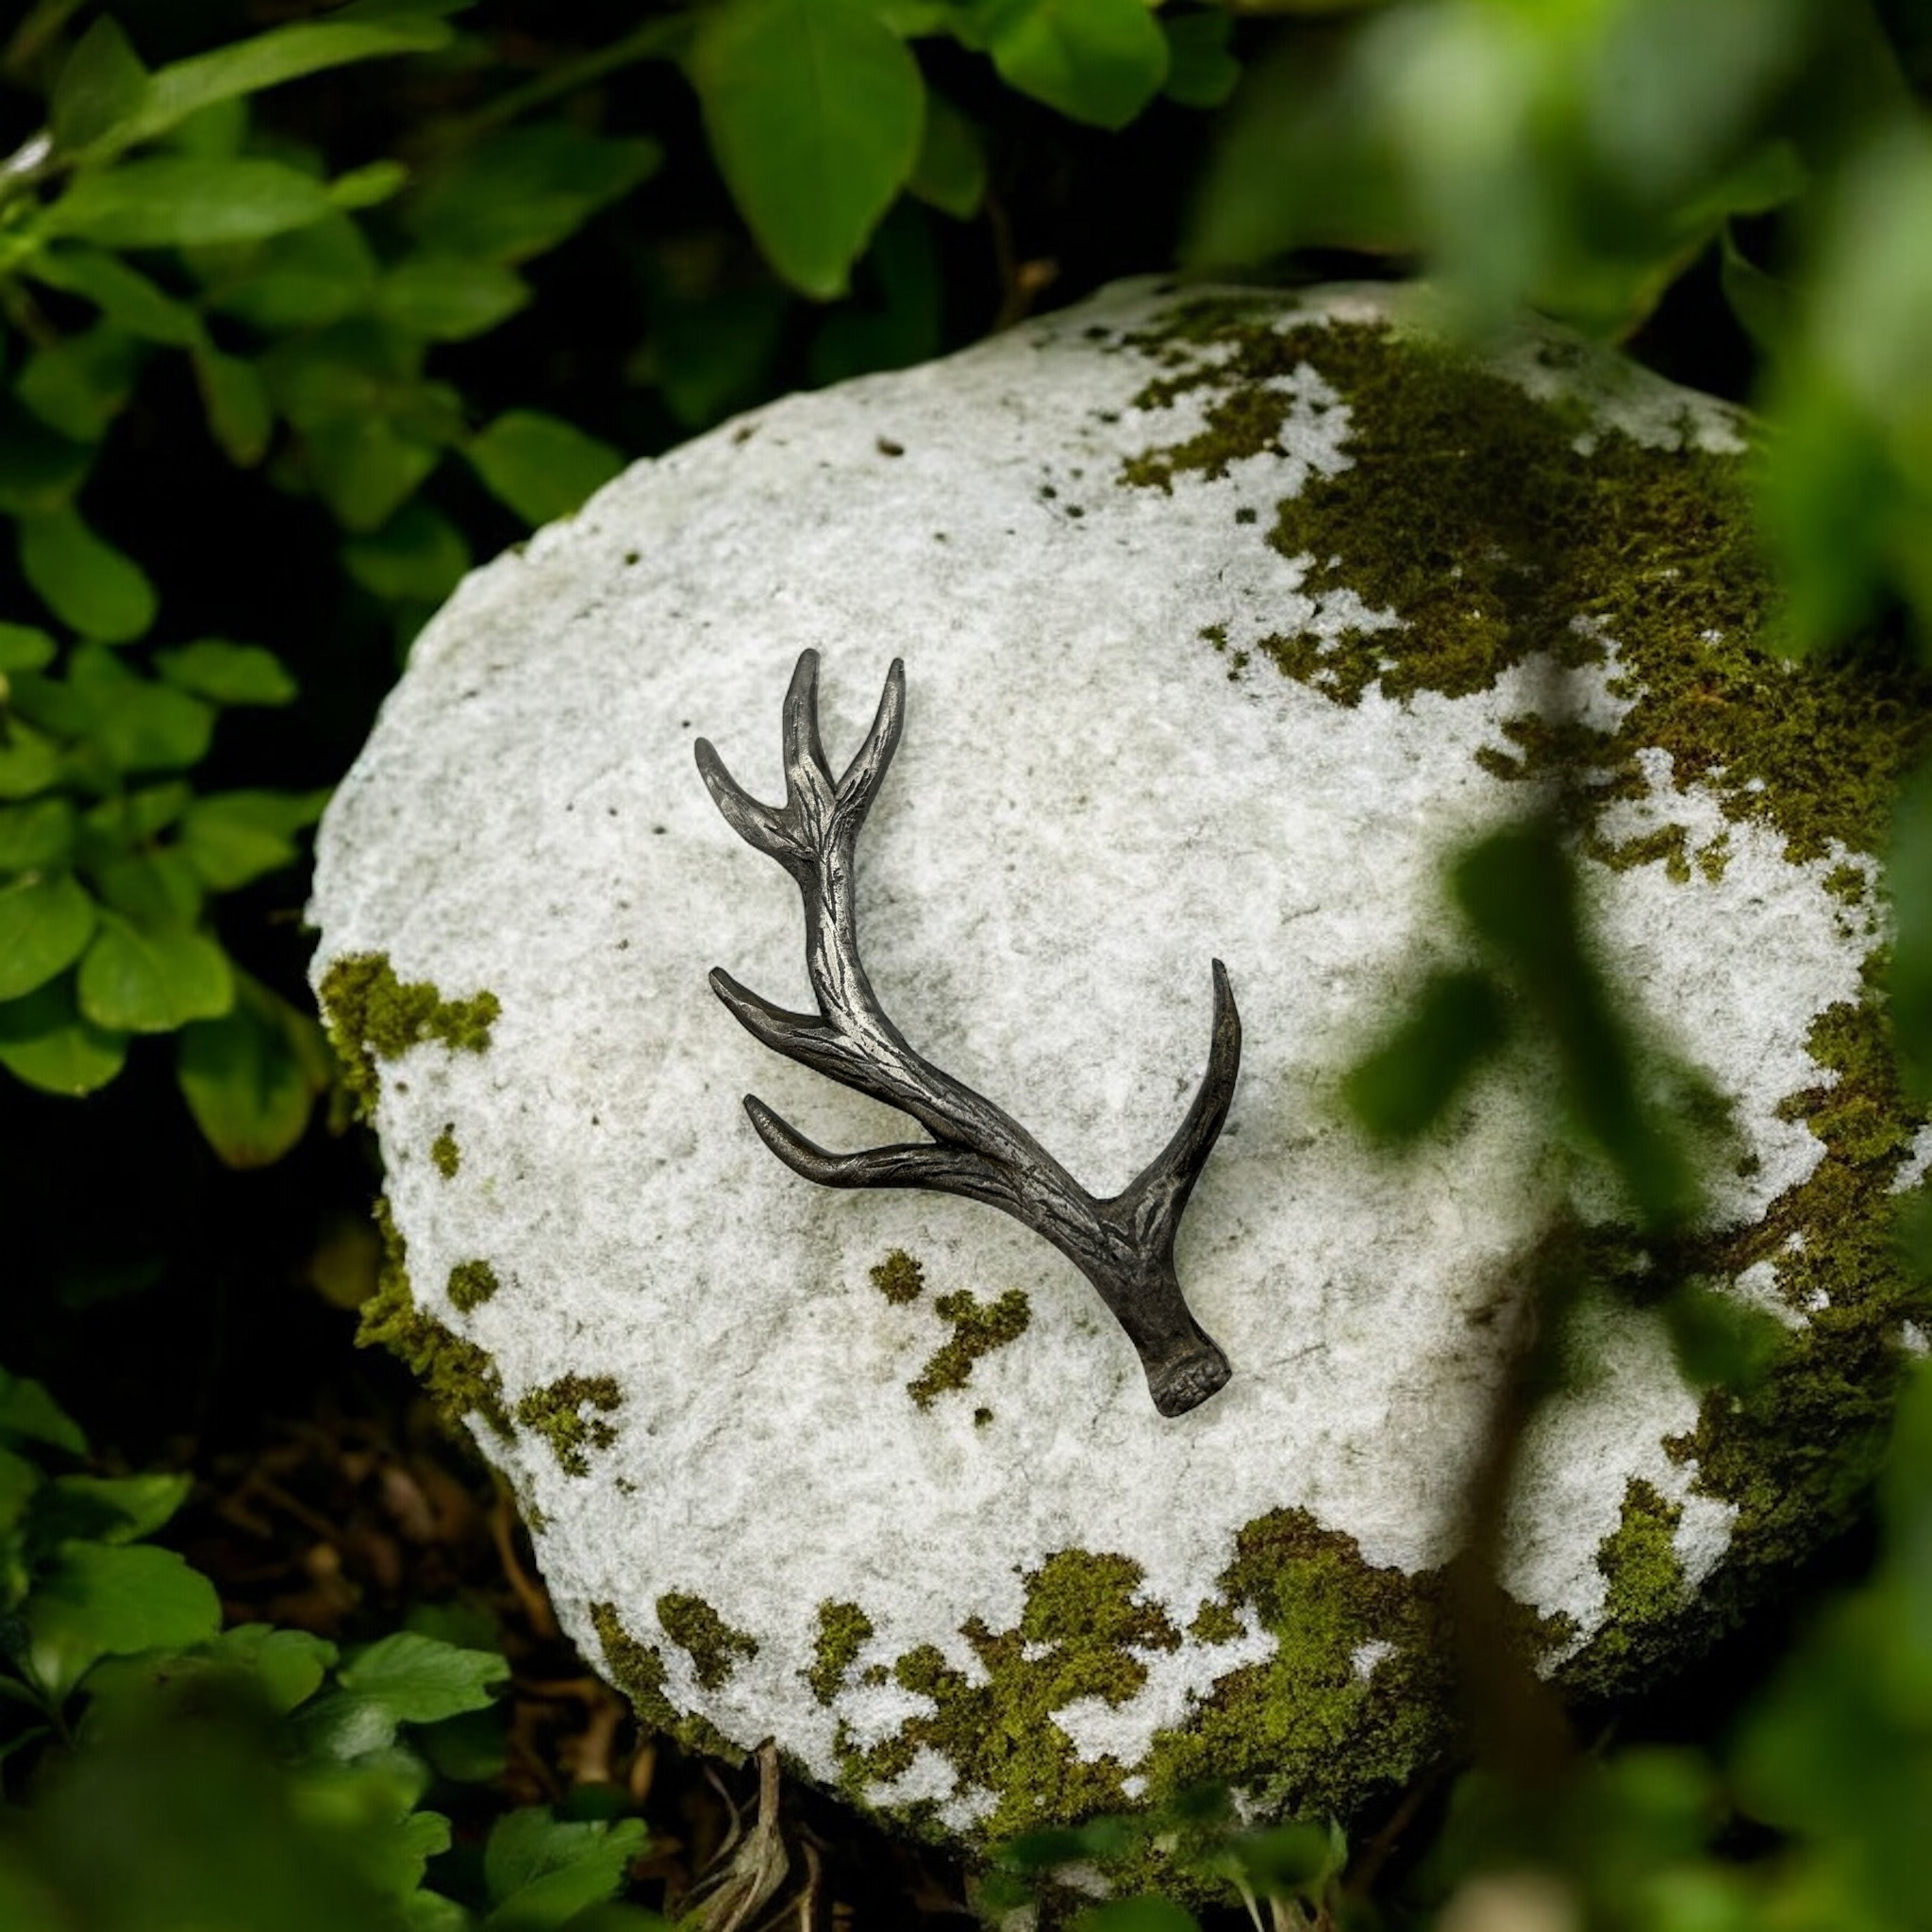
[
  {"left": 201, "top": 214, "right": 379, "bottom": 332},
  {"left": 482, "top": 1810, "right": 649, "bottom": 1931},
  {"left": 125, "top": 11, "right": 459, "bottom": 150},
  {"left": 179, "top": 970, "right": 331, "bottom": 1167},
  {"left": 45, "top": 158, "right": 339, "bottom": 249},
  {"left": 1890, "top": 766, "right": 1932, "bottom": 1100},
  {"left": 155, "top": 640, "right": 297, "bottom": 707},
  {"left": 208, "top": 1624, "right": 338, "bottom": 1713},
  {"left": 0, "top": 396, "right": 94, "bottom": 515},
  {"left": 17, "top": 325, "right": 143, "bottom": 443},
  {"left": 1719, "top": 223, "right": 1791, "bottom": 356},
  {"left": 50, "top": 1472, "right": 192, "bottom": 1543},
  {"left": 1161, "top": 9, "right": 1240, "bottom": 109},
  {"left": 329, "top": 159, "right": 410, "bottom": 212},
  {"left": 465, "top": 410, "right": 624, "bottom": 525},
  {"left": 51, "top": 17, "right": 152, "bottom": 156},
  {"left": 978, "top": 0, "right": 1169, "bottom": 131},
  {"left": 178, "top": 788, "right": 327, "bottom": 891},
  {"left": 341, "top": 501, "right": 470, "bottom": 604},
  {"left": 406, "top": 125, "right": 660, "bottom": 264},
  {"left": 18, "top": 508, "right": 157, "bottom": 642},
  {"left": 92, "top": 847, "right": 205, "bottom": 932},
  {"left": 0, "top": 624, "right": 56, "bottom": 673},
  {"left": 77, "top": 911, "right": 233, "bottom": 1032},
  {"left": 24, "top": 1541, "right": 222, "bottom": 1700},
  {"left": 0, "top": 1443, "right": 42, "bottom": 1539},
  {"left": 0, "top": 974, "right": 130, "bottom": 1094},
  {"left": 691, "top": 0, "right": 924, "bottom": 298},
  {"left": 0, "top": 798, "right": 76, "bottom": 872},
  {"left": 337, "top": 1632, "right": 509, "bottom": 1727},
  {"left": 193, "top": 343, "right": 274, "bottom": 465},
  {"left": 0, "top": 872, "right": 96, "bottom": 1001},
  {"left": 82, "top": 782, "right": 192, "bottom": 843},
  {"left": 68, "top": 645, "right": 214, "bottom": 772},
  {"left": 0, "top": 721, "right": 64, "bottom": 800},
  {"left": 0, "top": 1367, "right": 88, "bottom": 1456},
  {"left": 1343, "top": 967, "right": 1510, "bottom": 1145},
  {"left": 1073, "top": 1900, "right": 1201, "bottom": 1932},
  {"left": 374, "top": 257, "right": 531, "bottom": 341},
  {"left": 908, "top": 92, "right": 986, "bottom": 220},
  {"left": 27, "top": 245, "right": 205, "bottom": 346},
  {"left": 258, "top": 317, "right": 426, "bottom": 428},
  {"left": 306, "top": 414, "right": 446, "bottom": 532}
]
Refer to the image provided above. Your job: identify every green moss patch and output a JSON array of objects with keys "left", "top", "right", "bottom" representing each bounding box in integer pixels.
[
  {"left": 657, "top": 1591, "right": 758, "bottom": 1691},
  {"left": 870, "top": 1248, "right": 925, "bottom": 1305},
  {"left": 808, "top": 1601, "right": 875, "bottom": 1706},
  {"left": 1116, "top": 299, "right": 1932, "bottom": 1709},
  {"left": 908, "top": 1289, "right": 1031, "bottom": 1408},
  {"left": 357, "top": 1198, "right": 510, "bottom": 1438},
  {"left": 1120, "top": 306, "right": 1932, "bottom": 874},
  {"left": 514, "top": 1373, "right": 622, "bottom": 1476},
  {"left": 431, "top": 1124, "right": 460, "bottom": 1178},
  {"left": 446, "top": 1257, "right": 499, "bottom": 1313},
  {"left": 317, "top": 951, "right": 500, "bottom": 1120}
]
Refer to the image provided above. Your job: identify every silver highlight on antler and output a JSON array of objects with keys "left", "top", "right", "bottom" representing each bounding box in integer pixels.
[{"left": 694, "top": 650, "right": 1240, "bottom": 1417}]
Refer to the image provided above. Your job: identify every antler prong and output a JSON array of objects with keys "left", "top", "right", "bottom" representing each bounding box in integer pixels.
[
  {"left": 698, "top": 650, "right": 1241, "bottom": 1416},
  {"left": 1118, "top": 958, "right": 1242, "bottom": 1244},
  {"left": 835, "top": 658, "right": 906, "bottom": 817},
  {"left": 694, "top": 736, "right": 801, "bottom": 865},
  {"left": 781, "top": 648, "right": 831, "bottom": 808},
  {"left": 742, "top": 1096, "right": 1016, "bottom": 1203}
]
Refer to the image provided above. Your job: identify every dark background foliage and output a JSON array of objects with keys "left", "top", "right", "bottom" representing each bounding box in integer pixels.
[{"left": 3, "top": 2, "right": 1932, "bottom": 1926}]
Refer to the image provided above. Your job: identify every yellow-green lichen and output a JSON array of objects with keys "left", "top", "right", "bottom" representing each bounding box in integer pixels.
[
  {"left": 514, "top": 1373, "right": 622, "bottom": 1476},
  {"left": 908, "top": 1289, "right": 1031, "bottom": 1407},
  {"left": 658, "top": 1591, "right": 758, "bottom": 1691},
  {"left": 870, "top": 1248, "right": 925, "bottom": 1305},
  {"left": 824, "top": 1523, "right": 1504, "bottom": 1889},
  {"left": 358, "top": 1198, "right": 510, "bottom": 1438},
  {"left": 808, "top": 1600, "right": 874, "bottom": 1706},
  {"left": 446, "top": 1258, "right": 499, "bottom": 1313},
  {"left": 1119, "top": 307, "right": 1932, "bottom": 874},
  {"left": 1584, "top": 1477, "right": 1689, "bottom": 1688},
  {"left": 589, "top": 1600, "right": 742, "bottom": 1760},
  {"left": 1116, "top": 299, "right": 1932, "bottom": 1713},
  {"left": 431, "top": 1124, "right": 460, "bottom": 1178},
  {"left": 317, "top": 951, "right": 501, "bottom": 1121}
]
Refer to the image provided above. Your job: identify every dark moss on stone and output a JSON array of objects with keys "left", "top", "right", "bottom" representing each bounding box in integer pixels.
[
  {"left": 808, "top": 1600, "right": 874, "bottom": 1706},
  {"left": 590, "top": 1600, "right": 743, "bottom": 1761},
  {"left": 658, "top": 1591, "right": 759, "bottom": 1691},
  {"left": 1584, "top": 1478, "right": 1688, "bottom": 1688},
  {"left": 870, "top": 1248, "right": 924, "bottom": 1305},
  {"left": 1119, "top": 306, "right": 1932, "bottom": 874},
  {"left": 357, "top": 1198, "right": 510, "bottom": 1438},
  {"left": 431, "top": 1124, "right": 460, "bottom": 1178},
  {"left": 514, "top": 1373, "right": 622, "bottom": 1476},
  {"left": 446, "top": 1257, "right": 499, "bottom": 1313},
  {"left": 908, "top": 1289, "right": 1031, "bottom": 1407},
  {"left": 317, "top": 952, "right": 500, "bottom": 1120}
]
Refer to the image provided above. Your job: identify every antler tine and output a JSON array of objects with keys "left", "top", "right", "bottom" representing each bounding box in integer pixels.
[
  {"left": 741, "top": 1095, "right": 1020, "bottom": 1207},
  {"left": 1117, "top": 960, "right": 1242, "bottom": 1243},
  {"left": 834, "top": 658, "right": 906, "bottom": 821},
  {"left": 781, "top": 648, "right": 832, "bottom": 808},
  {"left": 693, "top": 737, "right": 795, "bottom": 860}
]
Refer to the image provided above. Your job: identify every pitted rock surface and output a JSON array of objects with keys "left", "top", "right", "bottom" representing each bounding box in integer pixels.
[{"left": 308, "top": 277, "right": 1929, "bottom": 1855}]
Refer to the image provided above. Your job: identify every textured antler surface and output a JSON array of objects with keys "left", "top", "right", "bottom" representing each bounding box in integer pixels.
[{"left": 695, "top": 649, "right": 1240, "bottom": 1417}]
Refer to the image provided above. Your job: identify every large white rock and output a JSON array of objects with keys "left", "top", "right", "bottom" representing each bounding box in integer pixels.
[{"left": 309, "top": 278, "right": 1927, "bottom": 1859}]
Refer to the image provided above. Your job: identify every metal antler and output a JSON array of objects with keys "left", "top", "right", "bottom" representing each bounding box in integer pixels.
[{"left": 694, "top": 650, "right": 1240, "bottom": 1417}]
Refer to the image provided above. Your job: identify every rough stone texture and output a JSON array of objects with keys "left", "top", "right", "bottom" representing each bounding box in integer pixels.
[{"left": 308, "top": 278, "right": 1931, "bottom": 1865}]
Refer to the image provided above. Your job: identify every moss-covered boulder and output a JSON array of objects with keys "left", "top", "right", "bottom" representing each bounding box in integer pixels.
[{"left": 308, "top": 278, "right": 1931, "bottom": 1879}]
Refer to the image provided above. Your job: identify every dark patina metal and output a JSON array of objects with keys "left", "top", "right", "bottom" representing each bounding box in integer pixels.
[{"left": 695, "top": 649, "right": 1240, "bottom": 1417}]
